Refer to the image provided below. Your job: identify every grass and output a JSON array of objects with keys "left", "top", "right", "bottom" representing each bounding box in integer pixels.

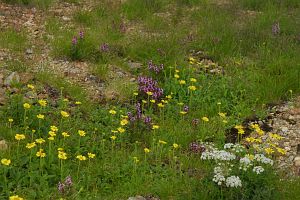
[{"left": 0, "top": 0, "right": 299, "bottom": 199}]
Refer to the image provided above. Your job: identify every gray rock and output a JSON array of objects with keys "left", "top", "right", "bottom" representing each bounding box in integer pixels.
[
  {"left": 25, "top": 91, "right": 37, "bottom": 99},
  {"left": 128, "top": 196, "right": 146, "bottom": 200},
  {"left": 128, "top": 62, "right": 143, "bottom": 70},
  {"left": 26, "top": 48, "right": 33, "bottom": 55},
  {"left": 4, "top": 72, "right": 20, "bottom": 86},
  {"left": 0, "top": 140, "right": 8, "bottom": 150},
  {"left": 294, "top": 156, "right": 300, "bottom": 167}
]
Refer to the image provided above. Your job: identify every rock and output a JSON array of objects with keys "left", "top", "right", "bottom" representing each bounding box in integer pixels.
[
  {"left": 19, "top": 73, "right": 34, "bottom": 84},
  {"left": 0, "top": 88, "right": 6, "bottom": 105},
  {"left": 294, "top": 156, "right": 300, "bottom": 167},
  {"left": 25, "top": 91, "right": 37, "bottom": 99},
  {"left": 4, "top": 72, "right": 20, "bottom": 86},
  {"left": 62, "top": 16, "right": 71, "bottom": 21},
  {"left": 0, "top": 140, "right": 8, "bottom": 150},
  {"left": 25, "top": 48, "right": 33, "bottom": 55},
  {"left": 128, "top": 62, "right": 143, "bottom": 70},
  {"left": 128, "top": 196, "right": 146, "bottom": 200},
  {"left": 281, "top": 127, "right": 288, "bottom": 133}
]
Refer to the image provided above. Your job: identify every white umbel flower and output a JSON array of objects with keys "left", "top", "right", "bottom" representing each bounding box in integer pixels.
[
  {"left": 253, "top": 166, "right": 264, "bottom": 174},
  {"left": 254, "top": 154, "right": 273, "bottom": 165},
  {"left": 225, "top": 176, "right": 242, "bottom": 188}
]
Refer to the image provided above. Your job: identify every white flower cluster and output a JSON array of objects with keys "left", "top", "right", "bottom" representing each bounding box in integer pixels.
[
  {"left": 254, "top": 154, "right": 274, "bottom": 165},
  {"left": 253, "top": 166, "right": 264, "bottom": 174},
  {"left": 223, "top": 143, "right": 245, "bottom": 153},
  {"left": 213, "top": 166, "right": 226, "bottom": 185},
  {"left": 239, "top": 157, "right": 252, "bottom": 171},
  {"left": 201, "top": 150, "right": 236, "bottom": 161},
  {"left": 225, "top": 176, "right": 242, "bottom": 188}
]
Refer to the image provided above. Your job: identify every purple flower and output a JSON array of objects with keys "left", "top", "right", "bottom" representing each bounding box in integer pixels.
[
  {"left": 192, "top": 118, "right": 200, "bottom": 126},
  {"left": 136, "top": 103, "right": 142, "bottom": 119},
  {"left": 138, "top": 76, "right": 163, "bottom": 100},
  {"left": 65, "top": 175, "right": 73, "bottom": 187},
  {"left": 144, "top": 116, "right": 152, "bottom": 124},
  {"left": 148, "top": 60, "right": 164, "bottom": 74},
  {"left": 58, "top": 181, "right": 65, "bottom": 193},
  {"left": 189, "top": 142, "right": 205, "bottom": 153},
  {"left": 272, "top": 22, "right": 280, "bottom": 35},
  {"left": 100, "top": 43, "right": 109, "bottom": 52},
  {"left": 72, "top": 36, "right": 78, "bottom": 45},
  {"left": 183, "top": 105, "right": 189, "bottom": 112},
  {"left": 79, "top": 31, "right": 84, "bottom": 39}
]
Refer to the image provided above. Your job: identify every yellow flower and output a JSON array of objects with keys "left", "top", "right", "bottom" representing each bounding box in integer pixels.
[
  {"left": 144, "top": 148, "right": 150, "bottom": 153},
  {"left": 133, "top": 156, "right": 139, "bottom": 163},
  {"left": 177, "top": 102, "right": 184, "bottom": 106},
  {"left": 58, "top": 148, "right": 64, "bottom": 151},
  {"left": 173, "top": 143, "right": 179, "bottom": 149},
  {"left": 188, "top": 57, "right": 196, "bottom": 64},
  {"left": 63, "top": 98, "right": 69, "bottom": 102},
  {"left": 36, "top": 149, "right": 46, "bottom": 158},
  {"left": 76, "top": 155, "right": 87, "bottom": 161},
  {"left": 78, "top": 130, "right": 86, "bottom": 137},
  {"left": 245, "top": 154, "right": 255, "bottom": 161},
  {"left": 157, "top": 103, "right": 164, "bottom": 108},
  {"left": 179, "top": 80, "right": 186, "bottom": 85},
  {"left": 250, "top": 123, "right": 260, "bottom": 130},
  {"left": 48, "top": 131, "right": 56, "bottom": 137},
  {"left": 146, "top": 91, "right": 153, "bottom": 96},
  {"left": 133, "top": 92, "right": 138, "bottom": 96},
  {"left": 110, "top": 135, "right": 117, "bottom": 140},
  {"left": 234, "top": 125, "right": 243, "bottom": 129},
  {"left": 254, "top": 138, "right": 262, "bottom": 143},
  {"left": 15, "top": 134, "right": 25, "bottom": 141},
  {"left": 9, "top": 195, "right": 24, "bottom": 200},
  {"left": 222, "top": 120, "right": 228, "bottom": 124},
  {"left": 35, "top": 138, "right": 45, "bottom": 144},
  {"left": 111, "top": 130, "right": 118, "bottom": 133},
  {"left": 245, "top": 137, "right": 255, "bottom": 143},
  {"left": 1, "top": 158, "right": 11, "bottom": 166},
  {"left": 142, "top": 100, "right": 147, "bottom": 104},
  {"left": 109, "top": 110, "right": 117, "bottom": 115},
  {"left": 188, "top": 85, "right": 197, "bottom": 91},
  {"left": 175, "top": 69, "right": 180, "bottom": 73},
  {"left": 276, "top": 147, "right": 286, "bottom": 155},
  {"left": 27, "top": 84, "right": 35, "bottom": 90},
  {"left": 50, "top": 125, "right": 58, "bottom": 132},
  {"left": 8, "top": 118, "right": 14, "bottom": 123},
  {"left": 62, "top": 132, "right": 70, "bottom": 137},
  {"left": 150, "top": 99, "right": 156, "bottom": 103},
  {"left": 26, "top": 142, "right": 36, "bottom": 149},
  {"left": 152, "top": 125, "right": 159, "bottom": 130},
  {"left": 23, "top": 103, "right": 31, "bottom": 109},
  {"left": 161, "top": 100, "right": 168, "bottom": 104},
  {"left": 269, "top": 133, "right": 284, "bottom": 140},
  {"left": 48, "top": 137, "right": 55, "bottom": 141},
  {"left": 166, "top": 95, "right": 172, "bottom": 99},
  {"left": 58, "top": 151, "right": 67, "bottom": 160},
  {"left": 75, "top": 101, "right": 82, "bottom": 105},
  {"left": 218, "top": 112, "right": 226, "bottom": 118},
  {"left": 238, "top": 128, "right": 245, "bottom": 135},
  {"left": 88, "top": 152, "right": 96, "bottom": 158},
  {"left": 120, "top": 119, "right": 129, "bottom": 126},
  {"left": 264, "top": 148, "right": 274, "bottom": 155},
  {"left": 180, "top": 111, "right": 187, "bottom": 115},
  {"left": 256, "top": 129, "right": 264, "bottom": 135},
  {"left": 38, "top": 99, "right": 47, "bottom": 107},
  {"left": 37, "top": 114, "right": 45, "bottom": 119},
  {"left": 158, "top": 140, "right": 167, "bottom": 145},
  {"left": 190, "top": 78, "right": 197, "bottom": 82},
  {"left": 202, "top": 117, "right": 209, "bottom": 122},
  {"left": 60, "top": 111, "right": 69, "bottom": 118},
  {"left": 32, "top": 129, "right": 36, "bottom": 133},
  {"left": 117, "top": 127, "right": 125, "bottom": 133},
  {"left": 174, "top": 74, "right": 180, "bottom": 79}
]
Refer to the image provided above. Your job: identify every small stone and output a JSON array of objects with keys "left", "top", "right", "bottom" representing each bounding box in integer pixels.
[
  {"left": 294, "top": 156, "right": 300, "bottom": 167},
  {"left": 62, "top": 16, "right": 71, "bottom": 21},
  {"left": 281, "top": 127, "right": 288, "bottom": 133},
  {"left": 130, "top": 78, "right": 136, "bottom": 82},
  {"left": 25, "top": 91, "right": 37, "bottom": 99},
  {"left": 0, "top": 140, "right": 8, "bottom": 150},
  {"left": 26, "top": 48, "right": 33, "bottom": 55},
  {"left": 128, "top": 62, "right": 143, "bottom": 70},
  {"left": 127, "top": 196, "right": 146, "bottom": 200},
  {"left": 4, "top": 72, "right": 20, "bottom": 86}
]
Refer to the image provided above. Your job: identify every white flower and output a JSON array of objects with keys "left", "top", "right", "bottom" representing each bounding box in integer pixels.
[
  {"left": 253, "top": 166, "right": 264, "bottom": 174},
  {"left": 239, "top": 157, "right": 252, "bottom": 171},
  {"left": 232, "top": 144, "right": 245, "bottom": 153},
  {"left": 224, "top": 143, "right": 234, "bottom": 149},
  {"left": 254, "top": 154, "right": 273, "bottom": 165},
  {"left": 213, "top": 166, "right": 225, "bottom": 185},
  {"left": 225, "top": 176, "right": 242, "bottom": 188},
  {"left": 201, "top": 150, "right": 236, "bottom": 161}
]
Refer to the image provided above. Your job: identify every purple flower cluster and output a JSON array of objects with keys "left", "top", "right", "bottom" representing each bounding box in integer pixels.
[
  {"left": 183, "top": 105, "right": 189, "bottom": 112},
  {"left": 72, "top": 31, "right": 84, "bottom": 45},
  {"left": 57, "top": 175, "right": 73, "bottom": 193},
  {"left": 127, "top": 105, "right": 152, "bottom": 126},
  {"left": 189, "top": 142, "right": 206, "bottom": 154},
  {"left": 148, "top": 60, "right": 164, "bottom": 74},
  {"left": 192, "top": 118, "right": 200, "bottom": 126},
  {"left": 79, "top": 31, "right": 84, "bottom": 39},
  {"left": 100, "top": 43, "right": 109, "bottom": 52},
  {"left": 138, "top": 76, "right": 163, "bottom": 100}
]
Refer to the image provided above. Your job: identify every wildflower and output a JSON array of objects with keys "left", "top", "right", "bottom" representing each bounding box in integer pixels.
[
  {"left": 174, "top": 74, "right": 180, "bottom": 79},
  {"left": 235, "top": 125, "right": 243, "bottom": 129},
  {"left": 58, "top": 148, "right": 64, "bottom": 151},
  {"left": 36, "top": 149, "right": 46, "bottom": 158},
  {"left": 1, "top": 158, "right": 11, "bottom": 166},
  {"left": 157, "top": 103, "right": 164, "bottom": 108},
  {"left": 245, "top": 137, "right": 255, "bottom": 143},
  {"left": 144, "top": 148, "right": 150, "bottom": 153},
  {"left": 117, "top": 127, "right": 125, "bottom": 133},
  {"left": 150, "top": 99, "right": 156, "bottom": 103},
  {"left": 100, "top": 43, "right": 109, "bottom": 52},
  {"left": 63, "top": 98, "right": 69, "bottom": 102},
  {"left": 133, "top": 92, "right": 138, "bottom": 96},
  {"left": 48, "top": 137, "right": 54, "bottom": 141},
  {"left": 180, "top": 111, "right": 187, "bottom": 115},
  {"left": 37, "top": 114, "right": 45, "bottom": 119},
  {"left": 76, "top": 155, "right": 87, "bottom": 161},
  {"left": 78, "top": 130, "right": 86, "bottom": 137},
  {"left": 175, "top": 69, "right": 180, "bottom": 73},
  {"left": 173, "top": 143, "right": 179, "bottom": 149},
  {"left": 79, "top": 31, "right": 84, "bottom": 39},
  {"left": 183, "top": 105, "right": 189, "bottom": 112},
  {"left": 35, "top": 138, "right": 46, "bottom": 144},
  {"left": 58, "top": 181, "right": 65, "bottom": 193},
  {"left": 166, "top": 95, "right": 172, "bottom": 99},
  {"left": 188, "top": 85, "right": 197, "bottom": 91},
  {"left": 38, "top": 99, "right": 47, "bottom": 107},
  {"left": 88, "top": 153, "right": 96, "bottom": 158},
  {"left": 202, "top": 117, "right": 209, "bottom": 122},
  {"left": 27, "top": 84, "right": 35, "bottom": 90},
  {"left": 245, "top": 154, "right": 255, "bottom": 161},
  {"left": 58, "top": 151, "right": 67, "bottom": 160},
  {"left": 152, "top": 125, "right": 159, "bottom": 130},
  {"left": 269, "top": 133, "right": 284, "bottom": 140},
  {"left": 254, "top": 154, "right": 273, "bottom": 165},
  {"left": 253, "top": 166, "right": 264, "bottom": 174},
  {"left": 256, "top": 129, "right": 264, "bottom": 135},
  {"left": 264, "top": 148, "right": 274, "bottom": 155},
  {"left": 146, "top": 91, "right": 153, "bottom": 96},
  {"left": 238, "top": 129, "right": 245, "bottom": 135},
  {"left": 142, "top": 100, "right": 147, "bottom": 104},
  {"left": 72, "top": 36, "right": 78, "bottom": 45},
  {"left": 62, "top": 132, "right": 70, "bottom": 137},
  {"left": 222, "top": 120, "right": 228, "bottom": 123},
  {"left": 65, "top": 175, "right": 73, "bottom": 186},
  {"left": 120, "top": 119, "right": 129, "bottom": 126},
  {"left": 225, "top": 176, "right": 242, "bottom": 188},
  {"left": 179, "top": 80, "right": 186, "bottom": 85},
  {"left": 158, "top": 140, "right": 167, "bottom": 145},
  {"left": 9, "top": 195, "right": 24, "bottom": 200},
  {"left": 26, "top": 142, "right": 36, "bottom": 149},
  {"left": 133, "top": 156, "right": 139, "bottom": 163},
  {"left": 276, "top": 147, "right": 286, "bottom": 155},
  {"left": 161, "top": 100, "right": 168, "bottom": 104},
  {"left": 111, "top": 130, "right": 118, "bottom": 133},
  {"left": 61, "top": 111, "right": 69, "bottom": 118},
  {"left": 188, "top": 57, "right": 196, "bottom": 64},
  {"left": 51, "top": 125, "right": 58, "bottom": 132},
  {"left": 110, "top": 135, "right": 117, "bottom": 140},
  {"left": 109, "top": 110, "right": 117, "bottom": 115},
  {"left": 23, "top": 103, "right": 31, "bottom": 109},
  {"left": 8, "top": 118, "right": 13, "bottom": 123},
  {"left": 75, "top": 101, "right": 82, "bottom": 105},
  {"left": 48, "top": 131, "right": 56, "bottom": 137},
  {"left": 15, "top": 134, "right": 25, "bottom": 141},
  {"left": 190, "top": 78, "right": 197, "bottom": 82},
  {"left": 218, "top": 112, "right": 226, "bottom": 118}
]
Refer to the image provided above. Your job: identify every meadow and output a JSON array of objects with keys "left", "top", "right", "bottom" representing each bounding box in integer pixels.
[{"left": 0, "top": 0, "right": 300, "bottom": 199}]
